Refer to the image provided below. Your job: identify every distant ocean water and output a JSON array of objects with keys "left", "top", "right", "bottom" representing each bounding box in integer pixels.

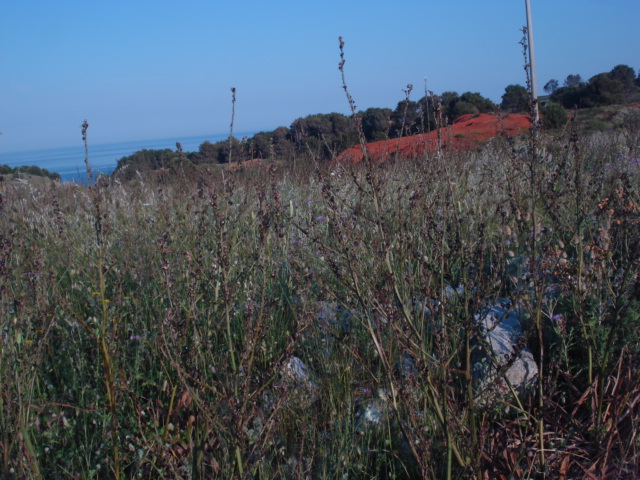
[{"left": 0, "top": 131, "right": 256, "bottom": 183}]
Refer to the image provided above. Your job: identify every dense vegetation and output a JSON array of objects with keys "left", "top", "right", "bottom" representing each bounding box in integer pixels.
[
  {"left": 547, "top": 64, "right": 640, "bottom": 109},
  {"left": 1, "top": 107, "right": 639, "bottom": 478},
  {"left": 0, "top": 164, "right": 60, "bottom": 180}
]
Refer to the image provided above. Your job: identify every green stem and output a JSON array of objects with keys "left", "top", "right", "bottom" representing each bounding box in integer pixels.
[
  {"left": 162, "top": 385, "right": 178, "bottom": 444},
  {"left": 98, "top": 246, "right": 121, "bottom": 480},
  {"left": 235, "top": 445, "right": 244, "bottom": 477},
  {"left": 576, "top": 232, "right": 594, "bottom": 386}
]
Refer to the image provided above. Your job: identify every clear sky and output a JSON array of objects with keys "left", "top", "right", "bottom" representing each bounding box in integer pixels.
[{"left": 1, "top": 0, "right": 638, "bottom": 153}]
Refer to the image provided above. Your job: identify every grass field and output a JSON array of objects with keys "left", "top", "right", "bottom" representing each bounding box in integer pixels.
[{"left": 1, "top": 114, "right": 639, "bottom": 479}]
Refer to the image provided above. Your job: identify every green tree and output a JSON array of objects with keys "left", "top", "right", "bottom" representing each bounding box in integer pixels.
[
  {"left": 583, "top": 73, "right": 624, "bottom": 107},
  {"left": 247, "top": 132, "right": 273, "bottom": 159},
  {"left": 198, "top": 140, "right": 223, "bottom": 162},
  {"left": 542, "top": 103, "right": 567, "bottom": 129},
  {"left": 439, "top": 91, "right": 460, "bottom": 124},
  {"left": 543, "top": 79, "right": 559, "bottom": 94},
  {"left": 551, "top": 86, "right": 584, "bottom": 109},
  {"left": 360, "top": 107, "right": 392, "bottom": 141},
  {"left": 450, "top": 100, "right": 479, "bottom": 118},
  {"left": 609, "top": 64, "right": 636, "bottom": 92},
  {"left": 216, "top": 137, "right": 244, "bottom": 163},
  {"left": 464, "top": 92, "right": 496, "bottom": 111},
  {"left": 247, "top": 127, "right": 295, "bottom": 160},
  {"left": 501, "top": 84, "right": 530, "bottom": 113},
  {"left": 564, "top": 74, "right": 583, "bottom": 88},
  {"left": 391, "top": 100, "right": 421, "bottom": 136},
  {"left": 420, "top": 91, "right": 496, "bottom": 127},
  {"left": 271, "top": 126, "right": 295, "bottom": 158},
  {"left": 290, "top": 113, "right": 354, "bottom": 159}
]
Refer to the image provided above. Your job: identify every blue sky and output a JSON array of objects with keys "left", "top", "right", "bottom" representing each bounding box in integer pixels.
[{"left": 1, "top": 0, "right": 638, "bottom": 152}]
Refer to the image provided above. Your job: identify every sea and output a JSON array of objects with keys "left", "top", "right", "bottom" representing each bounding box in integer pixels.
[{"left": 0, "top": 131, "right": 256, "bottom": 183}]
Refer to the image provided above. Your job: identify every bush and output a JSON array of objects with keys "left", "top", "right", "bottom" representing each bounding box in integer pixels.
[{"left": 542, "top": 102, "right": 568, "bottom": 129}]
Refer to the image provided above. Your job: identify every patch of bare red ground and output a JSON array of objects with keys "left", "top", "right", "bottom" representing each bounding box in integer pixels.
[{"left": 338, "top": 113, "right": 531, "bottom": 163}]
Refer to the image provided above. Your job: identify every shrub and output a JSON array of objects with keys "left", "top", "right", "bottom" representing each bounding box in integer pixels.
[{"left": 542, "top": 102, "right": 568, "bottom": 129}]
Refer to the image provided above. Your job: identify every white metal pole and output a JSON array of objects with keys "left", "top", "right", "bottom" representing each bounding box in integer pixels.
[
  {"left": 424, "top": 76, "right": 430, "bottom": 132},
  {"left": 525, "top": 0, "right": 539, "bottom": 121}
]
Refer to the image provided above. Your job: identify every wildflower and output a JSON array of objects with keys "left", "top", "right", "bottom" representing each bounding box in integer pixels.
[
  {"left": 315, "top": 216, "right": 327, "bottom": 222},
  {"left": 130, "top": 335, "right": 142, "bottom": 341}
]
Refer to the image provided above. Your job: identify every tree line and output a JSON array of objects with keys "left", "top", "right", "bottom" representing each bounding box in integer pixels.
[
  {"left": 114, "top": 63, "right": 639, "bottom": 176},
  {"left": 543, "top": 64, "right": 640, "bottom": 109}
]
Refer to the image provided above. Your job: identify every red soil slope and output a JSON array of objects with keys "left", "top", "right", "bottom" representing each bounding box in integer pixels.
[{"left": 339, "top": 113, "right": 531, "bottom": 163}]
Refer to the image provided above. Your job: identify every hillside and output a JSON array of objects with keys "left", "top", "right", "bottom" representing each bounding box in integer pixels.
[
  {"left": 338, "top": 113, "right": 531, "bottom": 163},
  {"left": 569, "top": 102, "right": 640, "bottom": 132}
]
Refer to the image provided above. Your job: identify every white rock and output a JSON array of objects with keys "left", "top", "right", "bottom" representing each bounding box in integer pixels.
[
  {"left": 473, "top": 299, "right": 538, "bottom": 401},
  {"left": 355, "top": 389, "right": 390, "bottom": 431},
  {"left": 279, "top": 356, "right": 319, "bottom": 406},
  {"left": 282, "top": 356, "right": 312, "bottom": 383}
]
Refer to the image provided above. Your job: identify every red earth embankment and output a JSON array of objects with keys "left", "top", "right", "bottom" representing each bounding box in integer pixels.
[{"left": 338, "top": 113, "right": 531, "bottom": 163}]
